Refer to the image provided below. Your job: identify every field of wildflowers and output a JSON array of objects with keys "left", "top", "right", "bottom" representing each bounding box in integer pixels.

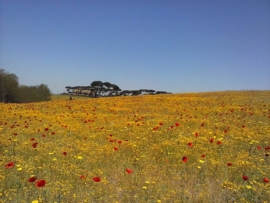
[{"left": 1, "top": 91, "right": 270, "bottom": 203}]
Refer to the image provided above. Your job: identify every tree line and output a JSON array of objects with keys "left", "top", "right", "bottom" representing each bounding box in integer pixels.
[
  {"left": 0, "top": 69, "right": 51, "bottom": 103},
  {"left": 65, "top": 80, "right": 171, "bottom": 97}
]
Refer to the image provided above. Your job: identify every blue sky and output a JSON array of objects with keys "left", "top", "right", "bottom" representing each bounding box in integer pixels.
[{"left": 1, "top": 0, "right": 269, "bottom": 94}]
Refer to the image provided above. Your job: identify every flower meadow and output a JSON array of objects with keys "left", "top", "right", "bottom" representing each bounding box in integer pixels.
[{"left": 1, "top": 91, "right": 270, "bottom": 203}]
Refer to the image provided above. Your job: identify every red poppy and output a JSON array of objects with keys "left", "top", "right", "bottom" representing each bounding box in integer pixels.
[
  {"left": 93, "top": 177, "right": 101, "bottom": 182},
  {"left": 263, "top": 178, "right": 269, "bottom": 183},
  {"left": 195, "top": 132, "right": 199, "bottom": 137},
  {"left": 5, "top": 161, "right": 15, "bottom": 169},
  {"left": 30, "top": 138, "right": 35, "bottom": 141},
  {"left": 80, "top": 175, "right": 85, "bottom": 179},
  {"left": 187, "top": 142, "right": 193, "bottom": 147},
  {"left": 114, "top": 147, "right": 118, "bottom": 151},
  {"left": 51, "top": 132, "right": 55, "bottom": 135},
  {"left": 257, "top": 146, "right": 261, "bottom": 150},
  {"left": 63, "top": 152, "right": 67, "bottom": 155},
  {"left": 209, "top": 138, "right": 214, "bottom": 143},
  {"left": 118, "top": 140, "right": 122, "bottom": 144},
  {"left": 28, "top": 177, "right": 37, "bottom": 182},
  {"left": 32, "top": 142, "right": 38, "bottom": 148},
  {"left": 201, "top": 154, "right": 206, "bottom": 158},
  {"left": 126, "top": 168, "right": 133, "bottom": 174},
  {"left": 159, "top": 122, "right": 163, "bottom": 126},
  {"left": 242, "top": 175, "right": 249, "bottom": 181},
  {"left": 36, "top": 179, "right": 46, "bottom": 187},
  {"left": 217, "top": 141, "right": 222, "bottom": 145},
  {"left": 182, "top": 156, "right": 188, "bottom": 163},
  {"left": 175, "top": 122, "right": 180, "bottom": 127},
  {"left": 227, "top": 162, "right": 233, "bottom": 166},
  {"left": 153, "top": 126, "right": 159, "bottom": 130},
  {"left": 44, "top": 128, "right": 49, "bottom": 131},
  {"left": 265, "top": 146, "right": 270, "bottom": 151}
]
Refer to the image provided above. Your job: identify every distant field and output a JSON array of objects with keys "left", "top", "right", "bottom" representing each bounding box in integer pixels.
[
  {"left": 1, "top": 91, "right": 270, "bottom": 202},
  {"left": 51, "top": 94, "right": 93, "bottom": 101}
]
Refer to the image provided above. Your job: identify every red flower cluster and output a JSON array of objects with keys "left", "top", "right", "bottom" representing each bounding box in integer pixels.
[
  {"left": 28, "top": 176, "right": 46, "bottom": 188},
  {"left": 93, "top": 177, "right": 101, "bottom": 182},
  {"left": 28, "top": 177, "right": 37, "bottom": 182},
  {"left": 182, "top": 156, "right": 188, "bottom": 163},
  {"left": 209, "top": 138, "right": 214, "bottom": 143},
  {"left": 36, "top": 179, "right": 46, "bottom": 187},
  {"left": 242, "top": 175, "right": 249, "bottom": 181},
  {"left": 5, "top": 161, "right": 15, "bottom": 169},
  {"left": 32, "top": 142, "right": 38, "bottom": 148},
  {"left": 80, "top": 175, "right": 85, "bottom": 179},
  {"left": 153, "top": 126, "right": 159, "bottom": 130},
  {"left": 126, "top": 168, "right": 133, "bottom": 174},
  {"left": 263, "top": 178, "right": 269, "bottom": 183}
]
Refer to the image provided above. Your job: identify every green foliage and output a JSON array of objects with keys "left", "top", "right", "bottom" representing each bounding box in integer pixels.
[
  {"left": 103, "top": 82, "right": 112, "bottom": 88},
  {"left": 0, "top": 69, "right": 51, "bottom": 103},
  {"left": 17, "top": 84, "right": 51, "bottom": 103},
  {"left": 91, "top": 81, "right": 103, "bottom": 87},
  {"left": 0, "top": 69, "right": 19, "bottom": 102}
]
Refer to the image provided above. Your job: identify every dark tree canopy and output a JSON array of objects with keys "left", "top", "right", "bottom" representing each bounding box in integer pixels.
[
  {"left": 0, "top": 69, "right": 19, "bottom": 102},
  {"left": 103, "top": 82, "right": 112, "bottom": 88},
  {"left": 0, "top": 69, "right": 51, "bottom": 103},
  {"left": 65, "top": 80, "right": 170, "bottom": 97},
  {"left": 91, "top": 81, "right": 103, "bottom": 87}
]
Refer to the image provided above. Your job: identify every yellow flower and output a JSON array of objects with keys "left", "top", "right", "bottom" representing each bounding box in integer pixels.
[
  {"left": 246, "top": 185, "right": 252, "bottom": 189},
  {"left": 142, "top": 186, "right": 147, "bottom": 190},
  {"left": 32, "top": 200, "right": 39, "bottom": 203},
  {"left": 77, "top": 156, "right": 83, "bottom": 159}
]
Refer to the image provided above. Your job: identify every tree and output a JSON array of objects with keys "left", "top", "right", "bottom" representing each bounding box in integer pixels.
[
  {"left": 16, "top": 84, "right": 51, "bottom": 103},
  {"left": 111, "top": 84, "right": 121, "bottom": 91},
  {"left": 156, "top": 91, "right": 168, "bottom": 94},
  {"left": 37, "top": 84, "right": 51, "bottom": 101},
  {"left": 91, "top": 81, "right": 103, "bottom": 88},
  {"left": 0, "top": 69, "right": 51, "bottom": 103},
  {"left": 0, "top": 69, "right": 19, "bottom": 102},
  {"left": 103, "top": 82, "right": 112, "bottom": 89}
]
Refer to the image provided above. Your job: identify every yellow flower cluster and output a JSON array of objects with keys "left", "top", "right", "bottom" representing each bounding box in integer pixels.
[{"left": 0, "top": 91, "right": 269, "bottom": 202}]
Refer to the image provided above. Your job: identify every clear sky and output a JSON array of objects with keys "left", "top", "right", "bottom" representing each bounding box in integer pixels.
[{"left": 1, "top": 0, "right": 269, "bottom": 94}]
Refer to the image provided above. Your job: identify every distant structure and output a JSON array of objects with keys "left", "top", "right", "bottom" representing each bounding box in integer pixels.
[{"left": 63, "top": 81, "right": 171, "bottom": 97}]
